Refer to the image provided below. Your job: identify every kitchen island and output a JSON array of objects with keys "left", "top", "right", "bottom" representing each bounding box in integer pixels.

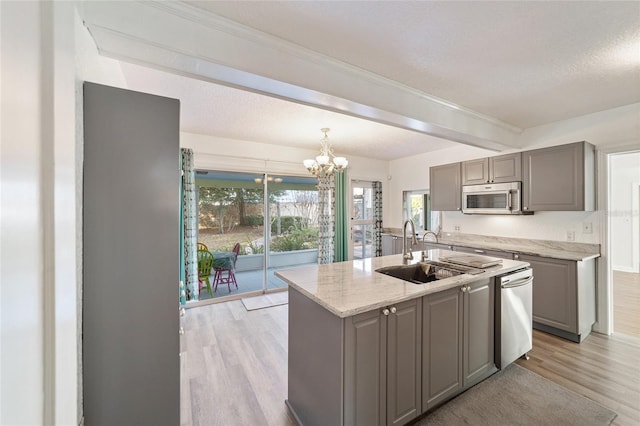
[{"left": 275, "top": 249, "right": 530, "bottom": 426}]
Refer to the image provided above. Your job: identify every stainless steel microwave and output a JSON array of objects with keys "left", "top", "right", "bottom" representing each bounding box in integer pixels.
[{"left": 462, "top": 182, "right": 532, "bottom": 215}]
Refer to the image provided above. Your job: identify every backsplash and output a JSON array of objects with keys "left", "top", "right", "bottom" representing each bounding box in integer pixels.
[{"left": 441, "top": 210, "right": 601, "bottom": 244}]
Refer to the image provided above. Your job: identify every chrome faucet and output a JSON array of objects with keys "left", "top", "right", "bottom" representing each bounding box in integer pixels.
[
  {"left": 421, "top": 231, "right": 439, "bottom": 261},
  {"left": 421, "top": 231, "right": 438, "bottom": 243},
  {"left": 402, "top": 219, "right": 418, "bottom": 264}
]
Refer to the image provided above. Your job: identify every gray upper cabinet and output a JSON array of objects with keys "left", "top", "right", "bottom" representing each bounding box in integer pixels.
[
  {"left": 422, "top": 279, "right": 495, "bottom": 412},
  {"left": 518, "top": 254, "right": 596, "bottom": 342},
  {"left": 522, "top": 141, "right": 595, "bottom": 211},
  {"left": 430, "top": 162, "right": 461, "bottom": 211},
  {"left": 345, "top": 298, "right": 422, "bottom": 426},
  {"left": 462, "top": 153, "right": 522, "bottom": 185}
]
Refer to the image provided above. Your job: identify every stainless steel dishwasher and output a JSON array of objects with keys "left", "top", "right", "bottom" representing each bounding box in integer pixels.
[{"left": 496, "top": 268, "right": 533, "bottom": 369}]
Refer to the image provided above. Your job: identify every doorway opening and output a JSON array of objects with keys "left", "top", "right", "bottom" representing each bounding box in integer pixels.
[
  {"left": 190, "top": 170, "right": 319, "bottom": 305},
  {"left": 609, "top": 151, "right": 640, "bottom": 338}
]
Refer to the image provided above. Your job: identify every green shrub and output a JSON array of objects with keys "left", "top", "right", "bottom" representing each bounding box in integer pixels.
[
  {"left": 244, "top": 215, "right": 264, "bottom": 226},
  {"left": 271, "top": 216, "right": 307, "bottom": 234},
  {"left": 270, "top": 227, "right": 318, "bottom": 252}
]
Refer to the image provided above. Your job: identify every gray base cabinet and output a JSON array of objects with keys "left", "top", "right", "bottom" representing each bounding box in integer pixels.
[
  {"left": 345, "top": 298, "right": 422, "bottom": 426},
  {"left": 382, "top": 234, "right": 403, "bottom": 256},
  {"left": 422, "top": 280, "right": 496, "bottom": 412},
  {"left": 517, "top": 254, "right": 595, "bottom": 342},
  {"left": 430, "top": 162, "right": 462, "bottom": 211},
  {"left": 288, "top": 288, "right": 421, "bottom": 426}
]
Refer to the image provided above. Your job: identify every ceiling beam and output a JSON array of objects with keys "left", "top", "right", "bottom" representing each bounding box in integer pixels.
[{"left": 79, "top": 1, "right": 522, "bottom": 151}]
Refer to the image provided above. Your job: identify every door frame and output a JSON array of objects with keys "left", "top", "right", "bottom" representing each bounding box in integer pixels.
[
  {"left": 349, "top": 179, "right": 376, "bottom": 260},
  {"left": 596, "top": 143, "right": 640, "bottom": 335}
]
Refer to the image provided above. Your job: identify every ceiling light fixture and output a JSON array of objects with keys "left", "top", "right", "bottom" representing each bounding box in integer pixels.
[{"left": 303, "top": 128, "right": 348, "bottom": 177}]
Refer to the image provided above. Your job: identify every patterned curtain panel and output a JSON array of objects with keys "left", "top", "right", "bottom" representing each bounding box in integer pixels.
[
  {"left": 373, "top": 181, "right": 383, "bottom": 257},
  {"left": 317, "top": 173, "right": 335, "bottom": 264},
  {"left": 333, "top": 170, "right": 349, "bottom": 262},
  {"left": 181, "top": 148, "right": 199, "bottom": 301}
]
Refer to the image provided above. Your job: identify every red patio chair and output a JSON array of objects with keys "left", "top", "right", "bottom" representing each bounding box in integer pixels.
[{"left": 213, "top": 243, "right": 240, "bottom": 293}]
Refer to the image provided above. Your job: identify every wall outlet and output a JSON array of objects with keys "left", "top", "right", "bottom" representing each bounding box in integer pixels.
[
  {"left": 583, "top": 222, "right": 593, "bottom": 234},
  {"left": 454, "top": 225, "right": 460, "bottom": 232},
  {"left": 566, "top": 231, "right": 575, "bottom": 242}
]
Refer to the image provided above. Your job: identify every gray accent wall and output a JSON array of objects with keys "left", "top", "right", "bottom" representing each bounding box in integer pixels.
[{"left": 83, "top": 82, "right": 180, "bottom": 425}]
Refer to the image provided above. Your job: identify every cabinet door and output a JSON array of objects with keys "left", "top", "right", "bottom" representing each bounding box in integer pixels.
[
  {"left": 387, "top": 299, "right": 422, "bottom": 426},
  {"left": 463, "top": 279, "right": 495, "bottom": 387},
  {"left": 345, "top": 309, "right": 387, "bottom": 426},
  {"left": 462, "top": 158, "right": 489, "bottom": 185},
  {"left": 430, "top": 163, "right": 462, "bottom": 211},
  {"left": 382, "top": 235, "right": 395, "bottom": 256},
  {"left": 522, "top": 142, "right": 589, "bottom": 211},
  {"left": 422, "top": 287, "right": 463, "bottom": 411},
  {"left": 519, "top": 254, "right": 577, "bottom": 333},
  {"left": 490, "top": 153, "right": 522, "bottom": 183}
]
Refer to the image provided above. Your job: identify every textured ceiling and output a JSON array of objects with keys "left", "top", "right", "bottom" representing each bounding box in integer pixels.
[
  {"left": 119, "top": 1, "right": 639, "bottom": 161},
  {"left": 187, "top": 0, "right": 640, "bottom": 129}
]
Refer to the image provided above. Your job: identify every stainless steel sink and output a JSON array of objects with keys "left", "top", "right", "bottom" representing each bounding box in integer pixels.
[{"left": 375, "top": 260, "right": 471, "bottom": 284}]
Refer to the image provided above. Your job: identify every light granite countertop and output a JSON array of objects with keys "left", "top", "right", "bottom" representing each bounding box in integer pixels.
[
  {"left": 383, "top": 230, "right": 600, "bottom": 262},
  {"left": 275, "top": 248, "right": 529, "bottom": 318}
]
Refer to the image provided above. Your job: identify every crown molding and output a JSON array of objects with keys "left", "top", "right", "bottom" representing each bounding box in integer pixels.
[{"left": 79, "top": 0, "right": 521, "bottom": 150}]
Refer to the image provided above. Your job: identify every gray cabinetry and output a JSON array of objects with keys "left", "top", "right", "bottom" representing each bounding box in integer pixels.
[
  {"left": 430, "top": 163, "right": 462, "bottom": 211},
  {"left": 290, "top": 288, "right": 423, "bottom": 426},
  {"left": 462, "top": 153, "right": 522, "bottom": 185},
  {"left": 422, "top": 286, "right": 462, "bottom": 410},
  {"left": 382, "top": 234, "right": 403, "bottom": 256},
  {"left": 345, "top": 298, "right": 422, "bottom": 426},
  {"left": 522, "top": 141, "right": 595, "bottom": 211},
  {"left": 517, "top": 254, "right": 595, "bottom": 342},
  {"left": 422, "top": 279, "right": 495, "bottom": 412},
  {"left": 463, "top": 280, "right": 495, "bottom": 386}
]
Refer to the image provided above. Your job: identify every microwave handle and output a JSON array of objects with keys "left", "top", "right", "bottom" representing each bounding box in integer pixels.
[{"left": 508, "top": 191, "right": 513, "bottom": 210}]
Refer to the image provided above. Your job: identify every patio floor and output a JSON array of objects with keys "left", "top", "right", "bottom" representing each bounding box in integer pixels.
[{"left": 196, "top": 263, "right": 316, "bottom": 301}]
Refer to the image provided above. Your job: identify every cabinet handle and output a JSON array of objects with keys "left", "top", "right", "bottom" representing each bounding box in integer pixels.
[
  {"left": 390, "top": 306, "right": 397, "bottom": 314},
  {"left": 179, "top": 308, "right": 186, "bottom": 317},
  {"left": 179, "top": 327, "right": 185, "bottom": 335},
  {"left": 461, "top": 286, "right": 467, "bottom": 293},
  {"left": 514, "top": 254, "right": 519, "bottom": 260},
  {"left": 382, "top": 308, "right": 390, "bottom": 316},
  {"left": 473, "top": 249, "right": 485, "bottom": 254},
  {"left": 524, "top": 206, "right": 528, "bottom": 210}
]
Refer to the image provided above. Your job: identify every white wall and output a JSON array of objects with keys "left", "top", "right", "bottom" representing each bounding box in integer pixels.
[
  {"left": 74, "top": 8, "right": 128, "bottom": 425},
  {"left": 1, "top": 2, "right": 127, "bottom": 425},
  {"left": 1, "top": 3, "right": 45, "bottom": 424},
  {"left": 610, "top": 152, "right": 640, "bottom": 272}
]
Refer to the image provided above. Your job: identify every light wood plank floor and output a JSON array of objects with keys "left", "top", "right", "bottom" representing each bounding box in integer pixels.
[
  {"left": 182, "top": 300, "right": 640, "bottom": 426},
  {"left": 613, "top": 271, "right": 640, "bottom": 338}
]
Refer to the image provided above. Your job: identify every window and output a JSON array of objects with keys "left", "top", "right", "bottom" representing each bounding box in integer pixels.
[{"left": 402, "top": 190, "right": 441, "bottom": 232}]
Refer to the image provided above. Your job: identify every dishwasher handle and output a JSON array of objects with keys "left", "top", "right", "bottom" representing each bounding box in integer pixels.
[{"left": 501, "top": 276, "right": 533, "bottom": 289}]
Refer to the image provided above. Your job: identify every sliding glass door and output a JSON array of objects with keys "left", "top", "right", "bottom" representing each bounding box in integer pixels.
[
  {"left": 191, "top": 170, "right": 318, "bottom": 303},
  {"left": 267, "top": 175, "right": 319, "bottom": 290}
]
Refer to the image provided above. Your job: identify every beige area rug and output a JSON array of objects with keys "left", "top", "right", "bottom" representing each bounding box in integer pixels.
[
  {"left": 241, "top": 292, "right": 288, "bottom": 311},
  {"left": 415, "top": 364, "right": 616, "bottom": 426}
]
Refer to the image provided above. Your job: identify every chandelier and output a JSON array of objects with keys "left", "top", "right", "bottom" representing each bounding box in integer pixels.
[{"left": 303, "top": 128, "right": 348, "bottom": 177}]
